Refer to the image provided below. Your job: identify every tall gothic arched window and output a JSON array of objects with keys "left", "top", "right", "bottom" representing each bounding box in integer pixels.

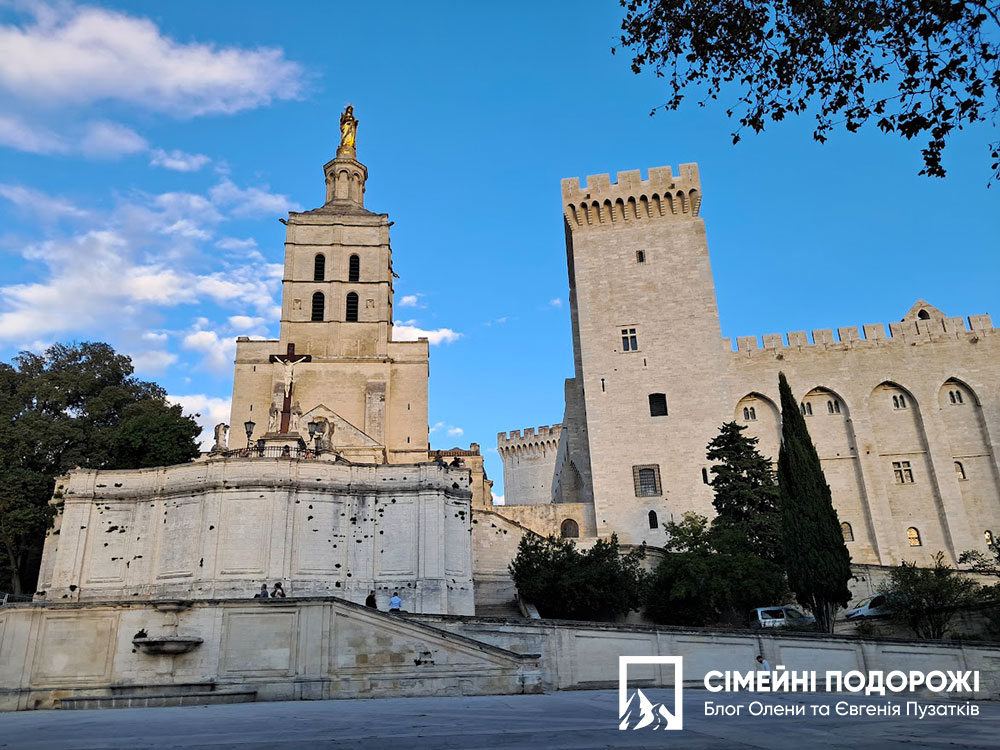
[
  {"left": 313, "top": 253, "right": 325, "bottom": 281},
  {"left": 345, "top": 292, "right": 359, "bottom": 322},
  {"left": 349, "top": 254, "right": 360, "bottom": 282}
]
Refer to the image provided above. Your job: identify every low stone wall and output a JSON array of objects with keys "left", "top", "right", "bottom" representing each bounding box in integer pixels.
[
  {"left": 0, "top": 597, "right": 540, "bottom": 712},
  {"left": 411, "top": 615, "right": 1000, "bottom": 699}
]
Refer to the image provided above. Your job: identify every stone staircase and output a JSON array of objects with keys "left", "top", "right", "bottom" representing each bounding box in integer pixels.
[
  {"left": 475, "top": 599, "right": 523, "bottom": 618},
  {"left": 58, "top": 682, "right": 256, "bottom": 710}
]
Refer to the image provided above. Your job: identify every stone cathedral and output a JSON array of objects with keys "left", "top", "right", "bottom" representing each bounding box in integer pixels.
[
  {"left": 35, "top": 108, "right": 486, "bottom": 616},
  {"left": 497, "top": 163, "right": 1000, "bottom": 573}
]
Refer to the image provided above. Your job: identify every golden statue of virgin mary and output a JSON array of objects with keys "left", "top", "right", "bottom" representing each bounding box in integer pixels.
[{"left": 337, "top": 104, "right": 358, "bottom": 157}]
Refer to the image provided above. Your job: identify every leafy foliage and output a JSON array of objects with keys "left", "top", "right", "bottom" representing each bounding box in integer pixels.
[
  {"left": 777, "top": 372, "right": 852, "bottom": 633},
  {"left": 508, "top": 533, "right": 646, "bottom": 620},
  {"left": 645, "top": 513, "right": 788, "bottom": 627},
  {"left": 881, "top": 551, "right": 981, "bottom": 639},
  {"left": 0, "top": 342, "right": 201, "bottom": 593},
  {"left": 646, "top": 423, "right": 788, "bottom": 627},
  {"left": 618, "top": 0, "right": 1000, "bottom": 180}
]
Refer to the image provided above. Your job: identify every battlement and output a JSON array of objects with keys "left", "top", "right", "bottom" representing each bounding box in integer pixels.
[
  {"left": 561, "top": 164, "right": 702, "bottom": 229},
  {"left": 497, "top": 424, "right": 563, "bottom": 454},
  {"left": 726, "top": 314, "right": 995, "bottom": 355}
]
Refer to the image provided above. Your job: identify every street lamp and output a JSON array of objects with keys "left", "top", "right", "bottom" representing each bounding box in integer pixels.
[{"left": 244, "top": 419, "right": 255, "bottom": 448}]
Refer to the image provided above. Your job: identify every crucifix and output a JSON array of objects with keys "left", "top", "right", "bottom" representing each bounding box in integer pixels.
[{"left": 268, "top": 342, "right": 312, "bottom": 433}]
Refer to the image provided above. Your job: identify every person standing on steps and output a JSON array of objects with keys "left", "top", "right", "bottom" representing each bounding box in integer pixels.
[
  {"left": 388, "top": 591, "right": 402, "bottom": 612},
  {"left": 365, "top": 590, "right": 377, "bottom": 609}
]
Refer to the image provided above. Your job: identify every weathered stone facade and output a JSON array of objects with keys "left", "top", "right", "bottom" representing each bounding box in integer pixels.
[
  {"left": 499, "top": 163, "right": 1000, "bottom": 569},
  {"left": 36, "top": 460, "right": 474, "bottom": 613},
  {"left": 35, "top": 123, "right": 482, "bottom": 616}
]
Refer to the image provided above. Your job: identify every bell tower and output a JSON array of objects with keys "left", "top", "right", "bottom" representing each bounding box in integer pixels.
[{"left": 228, "top": 106, "right": 429, "bottom": 464}]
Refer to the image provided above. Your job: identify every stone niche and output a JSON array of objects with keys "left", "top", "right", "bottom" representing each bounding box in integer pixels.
[{"left": 36, "top": 458, "right": 475, "bottom": 616}]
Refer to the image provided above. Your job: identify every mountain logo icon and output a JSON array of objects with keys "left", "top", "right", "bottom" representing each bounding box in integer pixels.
[{"left": 618, "top": 656, "right": 683, "bottom": 731}]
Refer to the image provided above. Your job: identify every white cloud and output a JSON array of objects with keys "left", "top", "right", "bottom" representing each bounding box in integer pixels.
[
  {"left": 216, "top": 237, "right": 257, "bottom": 251},
  {"left": 491, "top": 492, "right": 505, "bottom": 506},
  {"left": 129, "top": 349, "right": 177, "bottom": 375},
  {"left": 0, "top": 183, "right": 89, "bottom": 220},
  {"left": 549, "top": 298, "right": 563, "bottom": 308},
  {"left": 429, "top": 422, "right": 464, "bottom": 438},
  {"left": 150, "top": 148, "right": 211, "bottom": 172},
  {"left": 182, "top": 328, "right": 236, "bottom": 373},
  {"left": 392, "top": 321, "right": 462, "bottom": 345},
  {"left": 167, "top": 393, "right": 232, "bottom": 450},
  {"left": 210, "top": 178, "right": 301, "bottom": 217},
  {"left": 0, "top": 4, "right": 305, "bottom": 116},
  {"left": 398, "top": 294, "right": 420, "bottom": 308},
  {"left": 78, "top": 120, "right": 147, "bottom": 158},
  {"left": 141, "top": 330, "right": 168, "bottom": 344},
  {"left": 0, "top": 114, "right": 66, "bottom": 154},
  {"left": 228, "top": 315, "right": 266, "bottom": 331}
]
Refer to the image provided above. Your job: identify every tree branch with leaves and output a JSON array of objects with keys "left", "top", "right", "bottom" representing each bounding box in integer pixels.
[{"left": 617, "top": 0, "right": 1000, "bottom": 181}]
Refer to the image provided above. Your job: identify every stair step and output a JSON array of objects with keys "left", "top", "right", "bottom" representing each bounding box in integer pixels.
[
  {"left": 475, "top": 600, "right": 523, "bottom": 618},
  {"left": 59, "top": 689, "right": 257, "bottom": 710}
]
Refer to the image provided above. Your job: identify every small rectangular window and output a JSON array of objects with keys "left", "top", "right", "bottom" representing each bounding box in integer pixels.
[
  {"left": 648, "top": 393, "right": 668, "bottom": 417},
  {"left": 632, "top": 464, "right": 661, "bottom": 497},
  {"left": 892, "top": 460, "right": 914, "bottom": 484},
  {"left": 636, "top": 250, "right": 645, "bottom": 263},
  {"left": 621, "top": 327, "right": 638, "bottom": 351}
]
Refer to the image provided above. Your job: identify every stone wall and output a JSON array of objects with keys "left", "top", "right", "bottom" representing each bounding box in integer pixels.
[
  {"left": 0, "top": 598, "right": 540, "bottom": 711},
  {"left": 413, "top": 615, "right": 1000, "bottom": 698},
  {"left": 38, "top": 458, "right": 475, "bottom": 615}
]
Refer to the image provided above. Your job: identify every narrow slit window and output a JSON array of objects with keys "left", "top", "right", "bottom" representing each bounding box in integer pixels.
[
  {"left": 313, "top": 253, "right": 326, "bottom": 281},
  {"left": 955, "top": 461, "right": 966, "bottom": 480},
  {"left": 349, "top": 254, "right": 360, "bottom": 282},
  {"left": 636, "top": 250, "right": 645, "bottom": 263},
  {"left": 702, "top": 467, "right": 709, "bottom": 485},
  {"left": 841, "top": 522, "right": 854, "bottom": 543},
  {"left": 648, "top": 510, "right": 658, "bottom": 529}
]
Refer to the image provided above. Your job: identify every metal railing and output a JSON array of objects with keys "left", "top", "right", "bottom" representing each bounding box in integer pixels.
[
  {"left": 1, "top": 591, "right": 33, "bottom": 606},
  {"left": 218, "top": 445, "right": 320, "bottom": 460}
]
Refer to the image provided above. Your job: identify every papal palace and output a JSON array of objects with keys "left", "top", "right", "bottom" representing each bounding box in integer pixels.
[
  {"left": 498, "top": 163, "right": 1000, "bottom": 571},
  {"left": 2, "top": 109, "right": 997, "bottom": 710}
]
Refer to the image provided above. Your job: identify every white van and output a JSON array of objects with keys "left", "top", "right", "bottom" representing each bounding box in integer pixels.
[{"left": 749, "top": 606, "right": 816, "bottom": 629}]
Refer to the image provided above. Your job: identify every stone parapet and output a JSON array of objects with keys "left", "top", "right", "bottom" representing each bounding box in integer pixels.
[{"left": 561, "top": 164, "right": 701, "bottom": 229}]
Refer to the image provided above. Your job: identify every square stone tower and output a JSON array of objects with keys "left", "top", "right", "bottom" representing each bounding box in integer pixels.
[
  {"left": 561, "top": 165, "right": 730, "bottom": 543},
  {"left": 228, "top": 121, "right": 429, "bottom": 464}
]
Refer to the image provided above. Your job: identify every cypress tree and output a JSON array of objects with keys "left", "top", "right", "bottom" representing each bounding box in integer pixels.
[{"left": 776, "top": 372, "right": 852, "bottom": 633}]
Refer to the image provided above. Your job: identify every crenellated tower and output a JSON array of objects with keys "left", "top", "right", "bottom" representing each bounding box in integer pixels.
[{"left": 557, "top": 163, "right": 729, "bottom": 543}]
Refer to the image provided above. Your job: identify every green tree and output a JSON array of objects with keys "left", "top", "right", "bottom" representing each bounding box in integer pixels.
[
  {"left": 707, "top": 421, "right": 782, "bottom": 563},
  {"left": 617, "top": 0, "right": 1000, "bottom": 181},
  {"left": 0, "top": 342, "right": 201, "bottom": 593},
  {"left": 882, "top": 552, "right": 981, "bottom": 639},
  {"left": 777, "top": 372, "right": 852, "bottom": 633},
  {"left": 644, "top": 513, "right": 787, "bottom": 627},
  {"left": 509, "top": 533, "right": 646, "bottom": 620}
]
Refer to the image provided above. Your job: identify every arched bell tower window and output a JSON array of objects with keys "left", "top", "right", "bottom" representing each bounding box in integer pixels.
[
  {"left": 345, "top": 292, "right": 359, "bottom": 322},
  {"left": 311, "top": 292, "right": 325, "bottom": 321},
  {"left": 313, "top": 253, "right": 325, "bottom": 281},
  {"left": 349, "top": 254, "right": 360, "bottom": 282},
  {"left": 648, "top": 510, "right": 658, "bottom": 529}
]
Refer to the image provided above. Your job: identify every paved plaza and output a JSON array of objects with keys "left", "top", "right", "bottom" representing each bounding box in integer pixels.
[{"left": 1, "top": 690, "right": 998, "bottom": 749}]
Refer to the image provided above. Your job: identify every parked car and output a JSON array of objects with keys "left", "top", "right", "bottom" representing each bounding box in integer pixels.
[
  {"left": 749, "top": 606, "right": 816, "bottom": 629},
  {"left": 845, "top": 594, "right": 891, "bottom": 620}
]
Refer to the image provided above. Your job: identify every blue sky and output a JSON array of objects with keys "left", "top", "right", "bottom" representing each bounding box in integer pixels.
[{"left": 1, "top": 1, "right": 997, "bottom": 499}]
